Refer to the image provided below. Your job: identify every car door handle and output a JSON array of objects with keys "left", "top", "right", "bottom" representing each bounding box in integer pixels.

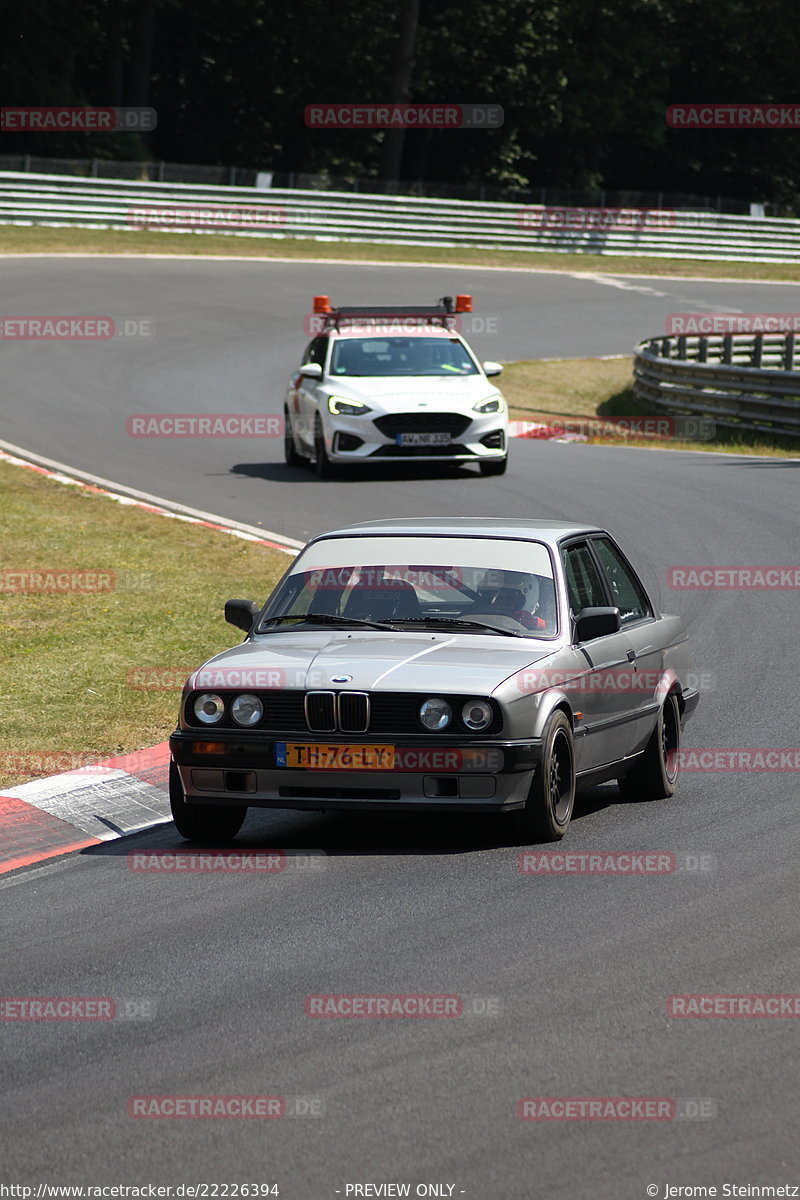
[{"left": 627, "top": 649, "right": 637, "bottom": 662}]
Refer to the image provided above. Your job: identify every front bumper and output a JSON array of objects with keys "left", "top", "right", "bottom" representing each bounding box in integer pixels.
[
  {"left": 169, "top": 730, "right": 541, "bottom": 813},
  {"left": 680, "top": 687, "right": 700, "bottom": 724},
  {"left": 324, "top": 411, "right": 507, "bottom": 464}
]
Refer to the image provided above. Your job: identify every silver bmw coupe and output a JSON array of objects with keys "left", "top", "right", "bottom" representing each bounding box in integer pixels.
[{"left": 169, "top": 518, "right": 698, "bottom": 844}]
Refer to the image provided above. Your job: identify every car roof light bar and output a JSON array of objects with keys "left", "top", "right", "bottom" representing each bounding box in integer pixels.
[{"left": 311, "top": 295, "right": 473, "bottom": 329}]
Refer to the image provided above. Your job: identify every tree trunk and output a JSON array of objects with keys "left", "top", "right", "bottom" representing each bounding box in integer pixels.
[{"left": 379, "top": 0, "right": 421, "bottom": 185}]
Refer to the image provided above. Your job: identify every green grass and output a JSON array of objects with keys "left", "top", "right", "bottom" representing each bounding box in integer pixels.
[
  {"left": 0, "top": 458, "right": 291, "bottom": 788},
  {"left": 502, "top": 356, "right": 800, "bottom": 457},
  {"left": 3, "top": 223, "right": 800, "bottom": 281}
]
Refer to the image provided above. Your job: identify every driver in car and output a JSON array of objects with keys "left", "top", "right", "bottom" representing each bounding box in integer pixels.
[{"left": 478, "top": 570, "right": 551, "bottom": 631}]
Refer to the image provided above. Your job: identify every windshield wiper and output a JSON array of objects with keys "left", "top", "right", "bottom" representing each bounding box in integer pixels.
[
  {"left": 390, "top": 617, "right": 525, "bottom": 637},
  {"left": 259, "top": 612, "right": 397, "bottom": 632}
]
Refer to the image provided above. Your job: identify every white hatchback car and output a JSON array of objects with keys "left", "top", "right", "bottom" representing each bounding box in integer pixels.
[{"left": 283, "top": 296, "right": 508, "bottom": 477}]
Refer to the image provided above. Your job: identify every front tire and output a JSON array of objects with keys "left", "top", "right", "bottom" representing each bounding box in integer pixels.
[
  {"left": 314, "top": 414, "right": 335, "bottom": 479},
  {"left": 479, "top": 457, "right": 508, "bottom": 477},
  {"left": 169, "top": 761, "right": 247, "bottom": 843},
  {"left": 618, "top": 691, "right": 680, "bottom": 802},
  {"left": 515, "top": 710, "right": 575, "bottom": 842},
  {"left": 283, "top": 407, "right": 304, "bottom": 467}
]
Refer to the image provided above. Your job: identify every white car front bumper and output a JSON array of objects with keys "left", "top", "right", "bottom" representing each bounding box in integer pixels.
[{"left": 322, "top": 408, "right": 507, "bottom": 463}]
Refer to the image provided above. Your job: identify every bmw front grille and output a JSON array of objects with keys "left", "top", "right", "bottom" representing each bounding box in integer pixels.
[{"left": 305, "top": 691, "right": 370, "bottom": 733}]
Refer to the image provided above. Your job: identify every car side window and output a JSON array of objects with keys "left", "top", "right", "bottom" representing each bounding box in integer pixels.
[
  {"left": 562, "top": 544, "right": 608, "bottom": 614},
  {"left": 302, "top": 336, "right": 328, "bottom": 368},
  {"left": 591, "top": 537, "right": 652, "bottom": 624}
]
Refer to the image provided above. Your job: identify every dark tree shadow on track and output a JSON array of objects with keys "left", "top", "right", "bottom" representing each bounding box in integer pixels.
[{"left": 725, "top": 458, "right": 800, "bottom": 468}]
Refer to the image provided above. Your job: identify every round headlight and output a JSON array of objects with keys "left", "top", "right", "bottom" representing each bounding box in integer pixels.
[
  {"left": 462, "top": 699, "right": 493, "bottom": 732},
  {"left": 231, "top": 693, "right": 263, "bottom": 727},
  {"left": 419, "top": 697, "right": 452, "bottom": 731},
  {"left": 194, "top": 693, "right": 225, "bottom": 724}
]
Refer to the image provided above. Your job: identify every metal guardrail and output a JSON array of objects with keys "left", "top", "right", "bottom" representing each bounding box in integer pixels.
[
  {"left": 3, "top": 171, "right": 800, "bottom": 262},
  {"left": 634, "top": 333, "right": 800, "bottom": 437},
  {"left": 0, "top": 155, "right": 755, "bottom": 212}
]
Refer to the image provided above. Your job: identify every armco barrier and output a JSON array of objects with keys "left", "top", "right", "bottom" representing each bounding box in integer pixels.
[
  {"left": 3, "top": 171, "right": 800, "bottom": 262},
  {"left": 634, "top": 333, "right": 800, "bottom": 436}
]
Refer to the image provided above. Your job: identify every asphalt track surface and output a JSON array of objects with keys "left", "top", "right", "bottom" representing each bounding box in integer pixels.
[{"left": 3, "top": 255, "right": 800, "bottom": 1198}]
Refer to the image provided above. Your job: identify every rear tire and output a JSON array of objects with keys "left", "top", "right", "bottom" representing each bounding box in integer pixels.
[
  {"left": 618, "top": 692, "right": 680, "bottom": 802},
  {"left": 283, "top": 407, "right": 304, "bottom": 467},
  {"left": 479, "top": 457, "right": 507, "bottom": 477},
  {"left": 314, "top": 414, "right": 334, "bottom": 478},
  {"left": 169, "top": 761, "right": 247, "bottom": 843},
  {"left": 515, "top": 710, "right": 575, "bottom": 842}
]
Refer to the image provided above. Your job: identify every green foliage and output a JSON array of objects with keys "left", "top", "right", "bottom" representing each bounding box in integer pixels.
[{"left": 1, "top": 0, "right": 798, "bottom": 199}]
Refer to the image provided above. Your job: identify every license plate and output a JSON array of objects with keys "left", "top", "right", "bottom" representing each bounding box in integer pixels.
[
  {"left": 275, "top": 742, "right": 395, "bottom": 770},
  {"left": 396, "top": 432, "right": 451, "bottom": 447}
]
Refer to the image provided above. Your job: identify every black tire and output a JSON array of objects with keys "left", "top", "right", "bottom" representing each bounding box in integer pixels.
[
  {"left": 479, "top": 457, "right": 508, "bottom": 477},
  {"left": 283, "top": 407, "right": 304, "bottom": 467},
  {"left": 169, "top": 761, "right": 247, "bottom": 843},
  {"left": 314, "top": 414, "right": 334, "bottom": 479},
  {"left": 618, "top": 691, "right": 680, "bottom": 802},
  {"left": 515, "top": 710, "right": 575, "bottom": 842}
]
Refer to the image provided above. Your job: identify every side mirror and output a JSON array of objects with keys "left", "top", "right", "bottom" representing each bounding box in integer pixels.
[
  {"left": 300, "top": 362, "right": 323, "bottom": 379},
  {"left": 574, "top": 606, "right": 621, "bottom": 642},
  {"left": 482, "top": 361, "right": 503, "bottom": 377},
  {"left": 225, "top": 598, "right": 260, "bottom": 633}
]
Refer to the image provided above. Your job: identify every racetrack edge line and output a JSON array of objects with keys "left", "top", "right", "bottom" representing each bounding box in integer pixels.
[
  {"left": 0, "top": 439, "right": 304, "bottom": 552},
  {"left": 1, "top": 250, "right": 799, "bottom": 286}
]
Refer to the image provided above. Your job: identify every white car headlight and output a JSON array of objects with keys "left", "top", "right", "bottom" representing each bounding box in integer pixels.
[
  {"left": 419, "top": 697, "right": 452, "bottom": 731},
  {"left": 462, "top": 699, "right": 493, "bottom": 731},
  {"left": 231, "top": 693, "right": 264, "bottom": 727},
  {"left": 473, "top": 395, "right": 505, "bottom": 414},
  {"left": 194, "top": 693, "right": 225, "bottom": 724},
  {"left": 328, "top": 396, "right": 372, "bottom": 416}
]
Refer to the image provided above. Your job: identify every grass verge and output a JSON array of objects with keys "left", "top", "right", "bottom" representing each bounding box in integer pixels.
[
  {"left": 3, "top": 224, "right": 800, "bottom": 282},
  {"left": 0, "top": 458, "right": 291, "bottom": 789},
  {"left": 502, "top": 357, "right": 800, "bottom": 457}
]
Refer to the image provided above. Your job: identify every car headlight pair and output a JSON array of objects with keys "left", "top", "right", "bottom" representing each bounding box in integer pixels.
[
  {"left": 328, "top": 396, "right": 372, "bottom": 416},
  {"left": 473, "top": 396, "right": 505, "bottom": 414},
  {"left": 419, "top": 697, "right": 493, "bottom": 732},
  {"left": 193, "top": 692, "right": 262, "bottom": 727}
]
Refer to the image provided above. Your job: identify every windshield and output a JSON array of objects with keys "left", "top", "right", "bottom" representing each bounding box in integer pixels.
[
  {"left": 329, "top": 336, "right": 480, "bottom": 377},
  {"left": 260, "top": 536, "right": 558, "bottom": 637}
]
